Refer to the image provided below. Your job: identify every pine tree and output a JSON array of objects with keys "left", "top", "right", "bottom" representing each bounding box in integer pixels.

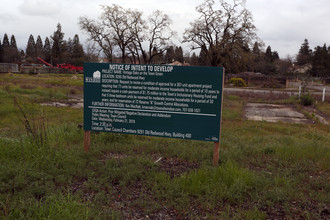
[
  {"left": 0, "top": 39, "right": 2, "bottom": 62},
  {"left": 310, "top": 44, "right": 328, "bottom": 78},
  {"left": 165, "top": 46, "right": 175, "bottom": 63},
  {"left": 251, "top": 41, "right": 263, "bottom": 72},
  {"left": 297, "top": 39, "right": 312, "bottom": 66},
  {"left": 51, "top": 23, "right": 65, "bottom": 64},
  {"left": 9, "top": 35, "right": 18, "bottom": 61},
  {"left": 252, "top": 42, "right": 261, "bottom": 55},
  {"left": 2, "top": 34, "right": 10, "bottom": 62},
  {"left": 20, "top": 50, "right": 25, "bottom": 60},
  {"left": 64, "top": 37, "right": 73, "bottom": 63},
  {"left": 72, "top": 34, "right": 85, "bottom": 66},
  {"left": 198, "top": 45, "right": 209, "bottom": 66},
  {"left": 26, "top": 34, "right": 36, "bottom": 60},
  {"left": 272, "top": 51, "right": 279, "bottom": 61},
  {"left": 9, "top": 35, "right": 19, "bottom": 62},
  {"left": 174, "top": 46, "right": 184, "bottom": 63},
  {"left": 44, "top": 37, "right": 52, "bottom": 63},
  {"left": 190, "top": 52, "right": 199, "bottom": 66},
  {"left": 35, "top": 35, "right": 44, "bottom": 59},
  {"left": 265, "top": 46, "right": 273, "bottom": 62}
]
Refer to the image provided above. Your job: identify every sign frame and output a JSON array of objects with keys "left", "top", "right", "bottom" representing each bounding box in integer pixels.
[{"left": 83, "top": 63, "right": 225, "bottom": 165}]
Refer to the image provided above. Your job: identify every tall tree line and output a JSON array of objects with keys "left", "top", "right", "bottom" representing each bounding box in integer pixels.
[
  {"left": 0, "top": 33, "right": 20, "bottom": 63},
  {"left": 1, "top": 23, "right": 85, "bottom": 66},
  {"left": 296, "top": 39, "right": 330, "bottom": 79},
  {"left": 24, "top": 23, "right": 85, "bottom": 66}
]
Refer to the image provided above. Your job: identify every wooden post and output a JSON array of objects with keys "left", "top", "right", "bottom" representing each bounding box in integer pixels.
[
  {"left": 84, "top": 131, "right": 91, "bottom": 152},
  {"left": 213, "top": 68, "right": 225, "bottom": 167},
  {"left": 213, "top": 142, "right": 220, "bottom": 166}
]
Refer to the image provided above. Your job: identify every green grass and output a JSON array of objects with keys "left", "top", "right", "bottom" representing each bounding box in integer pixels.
[{"left": 0, "top": 73, "right": 329, "bottom": 219}]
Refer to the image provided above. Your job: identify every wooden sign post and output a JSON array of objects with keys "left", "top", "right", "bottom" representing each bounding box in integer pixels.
[
  {"left": 213, "top": 71, "right": 224, "bottom": 166},
  {"left": 213, "top": 142, "right": 220, "bottom": 166},
  {"left": 84, "top": 131, "right": 91, "bottom": 152}
]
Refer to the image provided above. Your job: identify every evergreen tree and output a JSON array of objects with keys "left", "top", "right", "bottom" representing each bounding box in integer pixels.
[
  {"left": 2, "top": 33, "right": 10, "bottom": 62},
  {"left": 65, "top": 37, "right": 73, "bottom": 63},
  {"left": 272, "top": 51, "right": 279, "bottom": 61},
  {"left": 26, "top": 34, "right": 36, "bottom": 60},
  {"left": 35, "top": 35, "right": 44, "bottom": 59},
  {"left": 72, "top": 34, "right": 85, "bottom": 66},
  {"left": 43, "top": 37, "right": 52, "bottom": 63},
  {"left": 151, "top": 46, "right": 162, "bottom": 64},
  {"left": 198, "top": 45, "right": 209, "bottom": 66},
  {"left": 20, "top": 50, "right": 25, "bottom": 61},
  {"left": 310, "top": 44, "right": 329, "bottom": 78},
  {"left": 252, "top": 41, "right": 261, "bottom": 55},
  {"left": 265, "top": 46, "right": 273, "bottom": 62},
  {"left": 9, "top": 35, "right": 19, "bottom": 62},
  {"left": 190, "top": 52, "right": 199, "bottom": 66},
  {"left": 51, "top": 23, "right": 65, "bottom": 64},
  {"left": 297, "top": 39, "right": 312, "bottom": 66},
  {"left": 251, "top": 41, "right": 263, "bottom": 72},
  {"left": 174, "top": 46, "right": 184, "bottom": 63},
  {"left": 0, "top": 39, "right": 2, "bottom": 62},
  {"left": 259, "top": 45, "right": 277, "bottom": 75},
  {"left": 165, "top": 46, "right": 175, "bottom": 63}
]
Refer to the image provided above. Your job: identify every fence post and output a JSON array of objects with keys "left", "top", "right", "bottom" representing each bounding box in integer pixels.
[{"left": 322, "top": 88, "right": 326, "bottom": 102}]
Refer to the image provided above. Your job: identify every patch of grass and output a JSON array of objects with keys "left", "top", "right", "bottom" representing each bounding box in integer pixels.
[
  {"left": 222, "top": 94, "right": 244, "bottom": 120},
  {"left": 149, "top": 160, "right": 265, "bottom": 215},
  {"left": 316, "top": 101, "right": 330, "bottom": 115}
]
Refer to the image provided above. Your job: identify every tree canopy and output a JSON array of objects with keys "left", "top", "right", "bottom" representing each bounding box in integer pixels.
[
  {"left": 296, "top": 39, "right": 312, "bottom": 66},
  {"left": 79, "top": 4, "right": 175, "bottom": 64},
  {"left": 183, "top": 0, "right": 258, "bottom": 71}
]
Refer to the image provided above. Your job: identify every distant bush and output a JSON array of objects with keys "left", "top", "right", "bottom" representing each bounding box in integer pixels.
[
  {"left": 230, "top": 77, "right": 247, "bottom": 87},
  {"left": 300, "top": 93, "right": 314, "bottom": 106}
]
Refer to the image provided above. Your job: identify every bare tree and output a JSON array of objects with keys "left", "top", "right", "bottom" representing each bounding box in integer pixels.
[
  {"left": 79, "top": 5, "right": 175, "bottom": 64},
  {"left": 84, "top": 41, "right": 100, "bottom": 62},
  {"left": 101, "top": 5, "right": 141, "bottom": 63},
  {"left": 183, "top": 0, "right": 258, "bottom": 69},
  {"left": 79, "top": 16, "right": 115, "bottom": 62},
  {"left": 140, "top": 10, "right": 175, "bottom": 64}
]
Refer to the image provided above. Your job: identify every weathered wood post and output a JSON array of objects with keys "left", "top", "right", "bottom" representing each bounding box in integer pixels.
[{"left": 84, "top": 131, "right": 91, "bottom": 152}]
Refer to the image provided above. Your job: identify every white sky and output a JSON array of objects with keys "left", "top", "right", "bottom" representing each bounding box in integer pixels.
[{"left": 1, "top": 0, "right": 330, "bottom": 58}]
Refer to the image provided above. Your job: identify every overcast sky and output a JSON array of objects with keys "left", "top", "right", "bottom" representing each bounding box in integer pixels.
[{"left": 1, "top": 0, "right": 330, "bottom": 58}]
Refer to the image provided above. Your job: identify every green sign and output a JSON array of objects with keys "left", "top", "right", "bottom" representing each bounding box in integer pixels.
[{"left": 84, "top": 63, "right": 224, "bottom": 142}]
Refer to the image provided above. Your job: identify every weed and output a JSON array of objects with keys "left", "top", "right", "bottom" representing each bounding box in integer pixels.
[{"left": 300, "top": 93, "right": 314, "bottom": 106}]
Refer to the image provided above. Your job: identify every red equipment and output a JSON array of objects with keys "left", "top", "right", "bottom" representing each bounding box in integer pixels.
[
  {"left": 37, "top": 57, "right": 53, "bottom": 68},
  {"left": 56, "top": 63, "right": 83, "bottom": 71},
  {"left": 37, "top": 57, "right": 83, "bottom": 72}
]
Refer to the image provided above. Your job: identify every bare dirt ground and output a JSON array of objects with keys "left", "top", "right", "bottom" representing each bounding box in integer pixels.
[{"left": 41, "top": 94, "right": 83, "bottom": 108}]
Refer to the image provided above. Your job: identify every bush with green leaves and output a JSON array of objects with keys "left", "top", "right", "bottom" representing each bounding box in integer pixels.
[
  {"left": 230, "top": 77, "right": 247, "bottom": 87},
  {"left": 300, "top": 93, "right": 314, "bottom": 106}
]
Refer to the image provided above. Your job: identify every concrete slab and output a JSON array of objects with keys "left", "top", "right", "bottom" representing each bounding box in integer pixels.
[{"left": 245, "top": 103, "right": 311, "bottom": 124}]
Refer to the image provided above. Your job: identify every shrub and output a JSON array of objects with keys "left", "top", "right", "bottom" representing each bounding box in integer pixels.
[
  {"left": 300, "top": 93, "right": 314, "bottom": 106},
  {"left": 230, "top": 77, "right": 247, "bottom": 87}
]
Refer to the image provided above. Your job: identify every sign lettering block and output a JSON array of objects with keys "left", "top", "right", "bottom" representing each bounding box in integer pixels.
[{"left": 84, "top": 63, "right": 224, "bottom": 142}]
